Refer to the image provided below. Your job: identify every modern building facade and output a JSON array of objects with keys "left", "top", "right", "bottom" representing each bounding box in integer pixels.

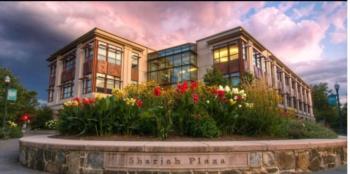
[
  {"left": 47, "top": 26, "right": 314, "bottom": 120},
  {"left": 47, "top": 28, "right": 154, "bottom": 111}
]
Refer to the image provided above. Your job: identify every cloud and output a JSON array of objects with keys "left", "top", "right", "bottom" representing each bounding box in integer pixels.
[{"left": 243, "top": 7, "right": 326, "bottom": 64}]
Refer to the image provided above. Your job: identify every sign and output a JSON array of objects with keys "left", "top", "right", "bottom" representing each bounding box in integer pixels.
[
  {"left": 104, "top": 152, "right": 248, "bottom": 169},
  {"left": 328, "top": 94, "right": 337, "bottom": 106},
  {"left": 7, "top": 88, "right": 17, "bottom": 101}
]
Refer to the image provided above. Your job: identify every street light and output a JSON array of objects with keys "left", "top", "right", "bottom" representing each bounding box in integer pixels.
[
  {"left": 2, "top": 75, "right": 10, "bottom": 129},
  {"left": 334, "top": 82, "right": 342, "bottom": 134}
]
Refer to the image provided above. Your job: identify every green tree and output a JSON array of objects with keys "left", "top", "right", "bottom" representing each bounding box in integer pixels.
[
  {"left": 341, "top": 103, "right": 347, "bottom": 134},
  {"left": 203, "top": 67, "right": 228, "bottom": 86},
  {"left": 0, "top": 66, "right": 38, "bottom": 125},
  {"left": 311, "top": 83, "right": 338, "bottom": 130},
  {"left": 30, "top": 106, "right": 53, "bottom": 130}
]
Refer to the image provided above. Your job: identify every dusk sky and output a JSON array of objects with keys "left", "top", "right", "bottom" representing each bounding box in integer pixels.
[{"left": 0, "top": 1, "right": 347, "bottom": 104}]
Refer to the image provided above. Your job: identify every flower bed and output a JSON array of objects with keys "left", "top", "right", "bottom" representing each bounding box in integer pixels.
[{"left": 58, "top": 81, "right": 337, "bottom": 140}]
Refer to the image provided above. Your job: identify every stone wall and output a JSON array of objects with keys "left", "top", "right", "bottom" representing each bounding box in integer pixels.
[{"left": 19, "top": 135, "right": 347, "bottom": 174}]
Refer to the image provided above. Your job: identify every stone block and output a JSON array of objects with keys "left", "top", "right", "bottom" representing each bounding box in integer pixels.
[
  {"left": 265, "top": 167, "right": 279, "bottom": 174},
  {"left": 249, "top": 152, "right": 262, "bottom": 167},
  {"left": 87, "top": 152, "right": 103, "bottom": 169},
  {"left": 308, "top": 149, "right": 321, "bottom": 171},
  {"left": 263, "top": 152, "right": 275, "bottom": 167},
  {"left": 276, "top": 151, "right": 295, "bottom": 170},
  {"left": 296, "top": 151, "right": 309, "bottom": 171},
  {"left": 67, "top": 151, "right": 81, "bottom": 174}
]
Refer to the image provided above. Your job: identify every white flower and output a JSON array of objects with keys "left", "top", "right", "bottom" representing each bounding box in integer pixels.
[
  {"left": 239, "top": 90, "right": 245, "bottom": 94},
  {"left": 224, "top": 86, "right": 231, "bottom": 93},
  {"left": 206, "top": 100, "right": 210, "bottom": 104},
  {"left": 238, "top": 104, "right": 242, "bottom": 108},
  {"left": 218, "top": 85, "right": 224, "bottom": 91},
  {"left": 232, "top": 88, "right": 239, "bottom": 94}
]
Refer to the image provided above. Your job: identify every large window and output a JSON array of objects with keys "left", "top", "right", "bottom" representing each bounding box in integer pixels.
[
  {"left": 63, "top": 56, "right": 75, "bottom": 71},
  {"left": 148, "top": 44, "right": 197, "bottom": 86},
  {"left": 214, "top": 47, "right": 228, "bottom": 63},
  {"left": 61, "top": 82, "right": 73, "bottom": 99},
  {"left": 108, "top": 45, "right": 122, "bottom": 65},
  {"left": 82, "top": 78, "right": 92, "bottom": 94},
  {"left": 98, "top": 42, "right": 107, "bottom": 61},
  {"left": 96, "top": 73, "right": 122, "bottom": 94},
  {"left": 224, "top": 72, "right": 240, "bottom": 87}
]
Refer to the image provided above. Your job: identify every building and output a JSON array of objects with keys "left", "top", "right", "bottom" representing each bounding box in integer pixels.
[
  {"left": 47, "top": 26, "right": 314, "bottom": 120},
  {"left": 47, "top": 28, "right": 155, "bottom": 111}
]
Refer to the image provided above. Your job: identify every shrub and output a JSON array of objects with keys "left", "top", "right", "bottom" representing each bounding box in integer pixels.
[
  {"left": 0, "top": 121, "right": 23, "bottom": 139},
  {"left": 31, "top": 106, "right": 53, "bottom": 130},
  {"left": 57, "top": 80, "right": 337, "bottom": 140}
]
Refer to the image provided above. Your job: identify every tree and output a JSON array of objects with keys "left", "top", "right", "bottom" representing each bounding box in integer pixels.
[
  {"left": 203, "top": 67, "right": 228, "bottom": 86},
  {"left": 0, "top": 66, "right": 38, "bottom": 125},
  {"left": 341, "top": 103, "right": 347, "bottom": 134},
  {"left": 311, "top": 83, "right": 338, "bottom": 130},
  {"left": 30, "top": 106, "right": 53, "bottom": 130}
]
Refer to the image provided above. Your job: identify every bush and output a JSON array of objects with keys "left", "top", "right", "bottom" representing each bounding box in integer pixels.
[
  {"left": 31, "top": 106, "right": 53, "bottom": 130},
  {"left": 0, "top": 121, "right": 23, "bottom": 139},
  {"left": 57, "top": 80, "right": 337, "bottom": 140}
]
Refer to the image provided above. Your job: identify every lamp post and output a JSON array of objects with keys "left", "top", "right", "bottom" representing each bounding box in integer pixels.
[
  {"left": 2, "top": 75, "right": 10, "bottom": 129},
  {"left": 334, "top": 82, "right": 342, "bottom": 134}
]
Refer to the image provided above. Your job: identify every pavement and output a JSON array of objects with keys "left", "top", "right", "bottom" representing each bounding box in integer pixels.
[{"left": 0, "top": 130, "right": 347, "bottom": 174}]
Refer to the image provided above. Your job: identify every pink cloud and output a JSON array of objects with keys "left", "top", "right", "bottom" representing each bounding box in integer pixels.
[{"left": 243, "top": 7, "right": 326, "bottom": 64}]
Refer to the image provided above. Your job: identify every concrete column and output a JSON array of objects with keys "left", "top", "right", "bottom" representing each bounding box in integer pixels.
[
  {"left": 295, "top": 82, "right": 299, "bottom": 111},
  {"left": 271, "top": 60, "right": 278, "bottom": 89},
  {"left": 73, "top": 44, "right": 84, "bottom": 98},
  {"left": 281, "top": 68, "right": 287, "bottom": 109},
  {"left": 308, "top": 88, "right": 314, "bottom": 118},
  {"left": 122, "top": 47, "right": 132, "bottom": 88},
  {"left": 288, "top": 77, "right": 293, "bottom": 108},
  {"left": 246, "top": 41, "right": 254, "bottom": 74},
  {"left": 54, "top": 56, "right": 63, "bottom": 103}
]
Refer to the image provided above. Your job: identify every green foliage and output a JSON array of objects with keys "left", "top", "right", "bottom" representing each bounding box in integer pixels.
[
  {"left": 311, "top": 83, "right": 341, "bottom": 132},
  {"left": 30, "top": 106, "right": 53, "bottom": 130},
  {"left": 57, "top": 80, "right": 337, "bottom": 140},
  {"left": 241, "top": 72, "right": 254, "bottom": 85},
  {"left": 45, "top": 120, "right": 58, "bottom": 130},
  {"left": 285, "top": 119, "right": 337, "bottom": 139},
  {"left": 184, "top": 114, "right": 220, "bottom": 138},
  {"left": 203, "top": 67, "right": 228, "bottom": 86},
  {"left": 0, "top": 66, "right": 38, "bottom": 126},
  {"left": 0, "top": 121, "right": 23, "bottom": 139}
]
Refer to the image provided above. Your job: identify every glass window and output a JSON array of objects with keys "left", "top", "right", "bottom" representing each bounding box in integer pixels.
[
  {"left": 131, "top": 52, "right": 139, "bottom": 69},
  {"left": 219, "top": 47, "right": 228, "bottom": 62},
  {"left": 160, "top": 69, "right": 171, "bottom": 84},
  {"left": 182, "top": 52, "right": 190, "bottom": 64},
  {"left": 63, "top": 57, "right": 75, "bottom": 71},
  {"left": 189, "top": 66, "right": 197, "bottom": 80},
  {"left": 182, "top": 66, "right": 190, "bottom": 81},
  {"left": 149, "top": 72, "right": 158, "bottom": 82},
  {"left": 159, "top": 58, "right": 167, "bottom": 69},
  {"left": 61, "top": 82, "right": 73, "bottom": 99},
  {"left": 48, "top": 89, "right": 54, "bottom": 102},
  {"left": 173, "top": 54, "right": 182, "bottom": 66},
  {"left": 98, "top": 42, "right": 107, "bottom": 61},
  {"left": 190, "top": 54, "right": 196, "bottom": 65},
  {"left": 85, "top": 42, "right": 94, "bottom": 62},
  {"left": 96, "top": 73, "right": 105, "bottom": 92},
  {"left": 173, "top": 67, "right": 182, "bottom": 83},
  {"left": 49, "top": 64, "right": 56, "bottom": 77},
  {"left": 82, "top": 78, "right": 92, "bottom": 94},
  {"left": 166, "top": 56, "right": 173, "bottom": 67},
  {"left": 108, "top": 47, "right": 122, "bottom": 65},
  {"left": 229, "top": 45, "right": 238, "bottom": 60},
  {"left": 242, "top": 42, "right": 247, "bottom": 61},
  {"left": 150, "top": 60, "right": 160, "bottom": 71}
]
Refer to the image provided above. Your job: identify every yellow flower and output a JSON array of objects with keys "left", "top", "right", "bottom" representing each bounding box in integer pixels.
[
  {"left": 245, "top": 102, "right": 254, "bottom": 108},
  {"left": 124, "top": 98, "right": 136, "bottom": 106},
  {"left": 112, "top": 88, "right": 124, "bottom": 98},
  {"left": 7, "top": 121, "right": 17, "bottom": 128},
  {"left": 95, "top": 93, "right": 107, "bottom": 100},
  {"left": 229, "top": 98, "right": 236, "bottom": 105}
]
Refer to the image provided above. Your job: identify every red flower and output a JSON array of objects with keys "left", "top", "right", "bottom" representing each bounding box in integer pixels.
[
  {"left": 192, "top": 93, "right": 199, "bottom": 104},
  {"left": 177, "top": 81, "right": 188, "bottom": 94},
  {"left": 153, "top": 86, "right": 161, "bottom": 96},
  {"left": 215, "top": 89, "right": 225, "bottom": 100},
  {"left": 190, "top": 81, "right": 198, "bottom": 91},
  {"left": 82, "top": 98, "right": 95, "bottom": 105},
  {"left": 20, "top": 113, "right": 30, "bottom": 122},
  {"left": 136, "top": 99, "right": 143, "bottom": 108}
]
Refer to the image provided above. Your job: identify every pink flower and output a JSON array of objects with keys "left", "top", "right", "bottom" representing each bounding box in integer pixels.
[
  {"left": 177, "top": 81, "right": 188, "bottom": 94},
  {"left": 136, "top": 99, "right": 143, "bottom": 108}
]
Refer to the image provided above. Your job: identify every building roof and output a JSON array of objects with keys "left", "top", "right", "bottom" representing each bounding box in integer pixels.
[
  {"left": 47, "top": 27, "right": 155, "bottom": 61},
  {"left": 196, "top": 26, "right": 310, "bottom": 88}
]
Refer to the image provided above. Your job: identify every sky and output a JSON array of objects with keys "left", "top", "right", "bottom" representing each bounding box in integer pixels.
[{"left": 0, "top": 1, "right": 347, "bottom": 104}]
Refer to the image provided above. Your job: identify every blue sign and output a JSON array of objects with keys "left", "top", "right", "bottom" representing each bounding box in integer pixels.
[{"left": 328, "top": 94, "right": 337, "bottom": 106}]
